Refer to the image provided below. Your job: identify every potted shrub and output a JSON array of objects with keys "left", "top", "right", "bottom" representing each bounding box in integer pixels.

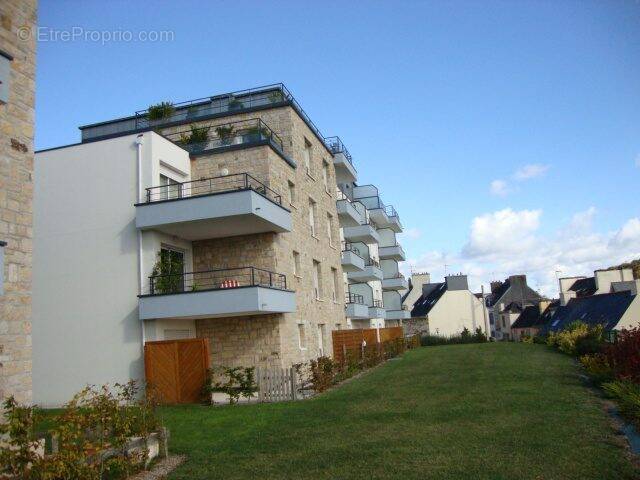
[
  {"left": 242, "top": 125, "right": 271, "bottom": 143},
  {"left": 268, "top": 90, "right": 284, "bottom": 103},
  {"left": 215, "top": 125, "right": 235, "bottom": 146},
  {"left": 179, "top": 125, "right": 209, "bottom": 153},
  {"left": 227, "top": 95, "right": 244, "bottom": 111},
  {"left": 147, "top": 101, "right": 174, "bottom": 126}
]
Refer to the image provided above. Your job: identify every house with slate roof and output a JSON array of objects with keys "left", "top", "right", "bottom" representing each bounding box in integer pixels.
[
  {"left": 403, "top": 274, "right": 487, "bottom": 337},
  {"left": 485, "top": 275, "right": 543, "bottom": 340},
  {"left": 511, "top": 300, "right": 559, "bottom": 341},
  {"left": 540, "top": 267, "right": 640, "bottom": 336}
]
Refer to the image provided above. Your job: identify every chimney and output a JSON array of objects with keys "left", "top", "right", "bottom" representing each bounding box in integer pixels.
[
  {"left": 508, "top": 275, "right": 527, "bottom": 288},
  {"left": 402, "top": 271, "right": 431, "bottom": 310},
  {"left": 595, "top": 268, "right": 634, "bottom": 294},
  {"left": 445, "top": 274, "right": 468, "bottom": 291}
]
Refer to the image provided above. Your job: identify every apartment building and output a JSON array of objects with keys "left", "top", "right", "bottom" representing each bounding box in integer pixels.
[
  {"left": 0, "top": 0, "right": 37, "bottom": 405},
  {"left": 337, "top": 169, "right": 407, "bottom": 329},
  {"left": 32, "top": 84, "right": 405, "bottom": 406}
]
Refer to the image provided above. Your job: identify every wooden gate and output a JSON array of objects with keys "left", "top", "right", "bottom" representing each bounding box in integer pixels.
[{"left": 144, "top": 338, "right": 210, "bottom": 404}]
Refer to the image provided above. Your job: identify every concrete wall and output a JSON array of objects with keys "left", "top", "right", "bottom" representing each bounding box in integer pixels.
[
  {"left": 33, "top": 132, "right": 190, "bottom": 406},
  {"left": 0, "top": 0, "right": 37, "bottom": 404},
  {"left": 595, "top": 268, "right": 634, "bottom": 294},
  {"left": 427, "top": 290, "right": 485, "bottom": 337}
]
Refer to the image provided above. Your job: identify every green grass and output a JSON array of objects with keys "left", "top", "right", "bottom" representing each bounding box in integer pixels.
[{"left": 158, "top": 343, "right": 637, "bottom": 479}]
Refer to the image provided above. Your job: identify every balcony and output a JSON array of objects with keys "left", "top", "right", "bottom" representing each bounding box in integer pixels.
[
  {"left": 385, "top": 306, "right": 410, "bottom": 320},
  {"left": 368, "top": 300, "right": 386, "bottom": 319},
  {"left": 138, "top": 267, "right": 295, "bottom": 320},
  {"left": 343, "top": 221, "right": 380, "bottom": 244},
  {"left": 379, "top": 244, "right": 406, "bottom": 261},
  {"left": 345, "top": 293, "right": 370, "bottom": 319},
  {"left": 336, "top": 192, "right": 364, "bottom": 227},
  {"left": 347, "top": 259, "right": 384, "bottom": 283},
  {"left": 341, "top": 244, "right": 365, "bottom": 273},
  {"left": 135, "top": 173, "right": 291, "bottom": 240},
  {"left": 325, "top": 136, "right": 357, "bottom": 183},
  {"left": 385, "top": 205, "right": 403, "bottom": 233},
  {"left": 162, "top": 118, "right": 295, "bottom": 167},
  {"left": 382, "top": 273, "right": 409, "bottom": 291}
]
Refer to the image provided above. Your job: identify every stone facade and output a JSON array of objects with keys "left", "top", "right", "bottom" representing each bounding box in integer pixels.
[
  {"left": 0, "top": 0, "right": 37, "bottom": 404},
  {"left": 159, "top": 106, "right": 345, "bottom": 368}
]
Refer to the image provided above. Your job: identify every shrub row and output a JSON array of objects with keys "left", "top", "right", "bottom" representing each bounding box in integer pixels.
[
  {"left": 0, "top": 381, "right": 163, "bottom": 480},
  {"left": 546, "top": 321, "right": 640, "bottom": 429},
  {"left": 420, "top": 327, "right": 487, "bottom": 347}
]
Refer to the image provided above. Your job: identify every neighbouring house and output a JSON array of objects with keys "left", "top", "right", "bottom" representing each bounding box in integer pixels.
[
  {"left": 558, "top": 268, "right": 635, "bottom": 305},
  {"left": 0, "top": 0, "right": 37, "bottom": 405},
  {"left": 486, "top": 275, "right": 543, "bottom": 340},
  {"left": 32, "top": 84, "right": 404, "bottom": 406},
  {"left": 541, "top": 267, "right": 640, "bottom": 336},
  {"left": 510, "top": 300, "right": 558, "bottom": 341},
  {"left": 400, "top": 272, "right": 432, "bottom": 335},
  {"left": 403, "top": 274, "right": 487, "bottom": 337}
]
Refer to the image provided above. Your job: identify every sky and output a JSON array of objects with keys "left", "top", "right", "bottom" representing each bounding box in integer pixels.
[{"left": 36, "top": 1, "right": 640, "bottom": 296}]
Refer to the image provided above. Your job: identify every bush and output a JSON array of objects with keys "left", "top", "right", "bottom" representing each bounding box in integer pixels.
[
  {"left": 580, "top": 354, "right": 614, "bottom": 385},
  {"left": 421, "top": 327, "right": 487, "bottom": 347},
  {"left": 549, "top": 321, "right": 603, "bottom": 356},
  {"left": 606, "top": 324, "right": 640, "bottom": 384},
  {"left": 521, "top": 335, "right": 534, "bottom": 344},
  {"left": 602, "top": 380, "right": 640, "bottom": 428},
  {"left": 309, "top": 357, "right": 339, "bottom": 393},
  {"left": 0, "top": 381, "right": 162, "bottom": 480},
  {"left": 204, "top": 366, "right": 258, "bottom": 404}
]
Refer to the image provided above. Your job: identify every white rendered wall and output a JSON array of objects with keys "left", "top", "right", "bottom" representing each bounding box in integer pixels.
[
  {"left": 427, "top": 290, "right": 485, "bottom": 337},
  {"left": 33, "top": 132, "right": 191, "bottom": 406}
]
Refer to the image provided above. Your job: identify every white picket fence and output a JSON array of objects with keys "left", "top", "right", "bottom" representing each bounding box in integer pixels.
[{"left": 255, "top": 366, "right": 309, "bottom": 402}]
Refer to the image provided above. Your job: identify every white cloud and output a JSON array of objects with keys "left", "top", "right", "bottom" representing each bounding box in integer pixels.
[
  {"left": 513, "top": 164, "right": 550, "bottom": 181},
  {"left": 490, "top": 179, "right": 510, "bottom": 196},
  {"left": 407, "top": 208, "right": 640, "bottom": 297},
  {"left": 462, "top": 208, "right": 541, "bottom": 258}
]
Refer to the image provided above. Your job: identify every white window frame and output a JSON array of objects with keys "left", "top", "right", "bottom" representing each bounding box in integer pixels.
[
  {"left": 331, "top": 267, "right": 338, "bottom": 303},
  {"left": 288, "top": 180, "right": 296, "bottom": 206},
  {"left": 326, "top": 213, "right": 334, "bottom": 246},
  {"left": 308, "top": 198, "right": 317, "bottom": 237},
  {"left": 313, "top": 260, "right": 321, "bottom": 300},
  {"left": 318, "top": 324, "right": 326, "bottom": 356},
  {"left": 303, "top": 138, "right": 312, "bottom": 175},
  {"left": 293, "top": 250, "right": 301, "bottom": 277}
]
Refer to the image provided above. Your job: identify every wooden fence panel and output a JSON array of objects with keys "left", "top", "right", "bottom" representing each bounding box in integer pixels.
[
  {"left": 145, "top": 338, "right": 210, "bottom": 404},
  {"left": 332, "top": 327, "right": 405, "bottom": 363},
  {"left": 256, "top": 367, "right": 298, "bottom": 402}
]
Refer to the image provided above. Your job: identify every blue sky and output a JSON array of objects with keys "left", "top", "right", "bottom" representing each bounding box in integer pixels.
[{"left": 36, "top": 1, "right": 640, "bottom": 294}]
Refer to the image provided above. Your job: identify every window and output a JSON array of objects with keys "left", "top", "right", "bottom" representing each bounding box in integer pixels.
[
  {"left": 322, "top": 160, "right": 329, "bottom": 191},
  {"left": 163, "top": 329, "right": 191, "bottom": 340},
  {"left": 159, "top": 174, "right": 180, "bottom": 200},
  {"left": 326, "top": 213, "right": 334, "bottom": 245},
  {"left": 303, "top": 138, "right": 312, "bottom": 175},
  {"left": 288, "top": 180, "right": 296, "bottom": 206},
  {"left": 298, "top": 323, "right": 307, "bottom": 350},
  {"left": 0, "top": 51, "right": 11, "bottom": 105},
  {"left": 331, "top": 267, "right": 339, "bottom": 302},
  {"left": 293, "top": 251, "right": 301, "bottom": 277},
  {"left": 335, "top": 323, "right": 342, "bottom": 330},
  {"left": 312, "top": 260, "right": 322, "bottom": 300},
  {"left": 318, "top": 324, "right": 326, "bottom": 356},
  {"left": 308, "top": 198, "right": 317, "bottom": 236}
]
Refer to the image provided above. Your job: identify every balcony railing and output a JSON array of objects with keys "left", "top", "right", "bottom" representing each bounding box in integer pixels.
[
  {"left": 345, "top": 292, "right": 365, "bottom": 304},
  {"left": 372, "top": 299, "right": 384, "bottom": 308},
  {"left": 143, "top": 173, "right": 282, "bottom": 205},
  {"left": 133, "top": 84, "right": 331, "bottom": 151},
  {"left": 324, "top": 136, "right": 353, "bottom": 165},
  {"left": 148, "top": 266, "right": 287, "bottom": 295},
  {"left": 342, "top": 242, "right": 363, "bottom": 258},
  {"left": 384, "top": 204, "right": 399, "bottom": 219},
  {"left": 365, "top": 257, "right": 380, "bottom": 268},
  {"left": 163, "top": 118, "right": 285, "bottom": 156}
]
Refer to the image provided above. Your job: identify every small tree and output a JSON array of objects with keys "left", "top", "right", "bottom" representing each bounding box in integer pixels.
[{"left": 147, "top": 102, "right": 174, "bottom": 121}]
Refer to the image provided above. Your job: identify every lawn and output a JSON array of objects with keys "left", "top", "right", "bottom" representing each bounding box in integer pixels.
[{"left": 160, "top": 343, "right": 638, "bottom": 480}]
